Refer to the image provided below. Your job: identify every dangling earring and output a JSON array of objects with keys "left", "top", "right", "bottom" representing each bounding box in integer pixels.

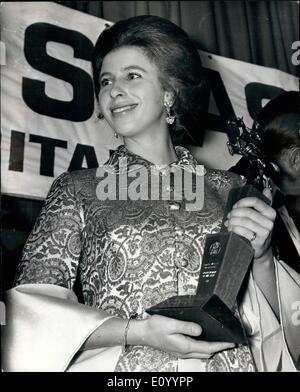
[
  {"left": 164, "top": 101, "right": 175, "bottom": 125},
  {"left": 114, "top": 132, "right": 119, "bottom": 139},
  {"left": 98, "top": 113, "right": 104, "bottom": 120},
  {"left": 270, "top": 162, "right": 280, "bottom": 174}
]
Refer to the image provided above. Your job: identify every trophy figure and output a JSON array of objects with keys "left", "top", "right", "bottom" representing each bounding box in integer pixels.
[{"left": 147, "top": 118, "right": 271, "bottom": 343}]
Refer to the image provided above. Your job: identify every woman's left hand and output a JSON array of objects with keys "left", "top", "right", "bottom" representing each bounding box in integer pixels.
[{"left": 224, "top": 188, "right": 277, "bottom": 260}]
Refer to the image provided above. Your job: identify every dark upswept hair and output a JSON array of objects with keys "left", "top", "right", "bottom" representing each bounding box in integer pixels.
[
  {"left": 91, "top": 15, "right": 208, "bottom": 143},
  {"left": 259, "top": 91, "right": 300, "bottom": 160}
]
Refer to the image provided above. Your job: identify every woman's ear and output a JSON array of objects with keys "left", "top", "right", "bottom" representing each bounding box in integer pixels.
[{"left": 289, "top": 148, "right": 300, "bottom": 174}]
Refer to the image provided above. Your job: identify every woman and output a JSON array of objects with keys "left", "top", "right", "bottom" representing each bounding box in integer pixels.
[{"left": 3, "top": 16, "right": 298, "bottom": 372}]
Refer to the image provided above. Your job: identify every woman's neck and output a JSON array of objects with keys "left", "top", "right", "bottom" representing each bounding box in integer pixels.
[{"left": 123, "top": 135, "right": 178, "bottom": 165}]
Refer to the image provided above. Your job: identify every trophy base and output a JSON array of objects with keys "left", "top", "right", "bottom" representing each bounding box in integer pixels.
[{"left": 146, "top": 294, "right": 247, "bottom": 343}]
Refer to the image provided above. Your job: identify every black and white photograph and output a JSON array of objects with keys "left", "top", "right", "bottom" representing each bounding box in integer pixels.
[{"left": 1, "top": 0, "right": 299, "bottom": 377}]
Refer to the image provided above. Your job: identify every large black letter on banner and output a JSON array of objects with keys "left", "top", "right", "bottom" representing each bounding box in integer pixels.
[
  {"left": 68, "top": 144, "right": 99, "bottom": 172},
  {"left": 245, "top": 83, "right": 285, "bottom": 120},
  {"left": 29, "top": 134, "right": 68, "bottom": 177},
  {"left": 204, "top": 68, "right": 238, "bottom": 134},
  {"left": 9, "top": 130, "right": 25, "bottom": 172},
  {"left": 23, "top": 23, "right": 94, "bottom": 122},
  {"left": 188, "top": 67, "right": 239, "bottom": 147}
]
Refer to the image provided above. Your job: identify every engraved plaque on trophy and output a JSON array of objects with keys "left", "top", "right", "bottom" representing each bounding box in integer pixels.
[{"left": 147, "top": 185, "right": 270, "bottom": 343}]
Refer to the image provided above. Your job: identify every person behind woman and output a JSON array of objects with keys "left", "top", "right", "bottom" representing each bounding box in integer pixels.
[
  {"left": 3, "top": 16, "right": 298, "bottom": 372},
  {"left": 230, "top": 91, "right": 300, "bottom": 273},
  {"left": 260, "top": 91, "right": 300, "bottom": 274}
]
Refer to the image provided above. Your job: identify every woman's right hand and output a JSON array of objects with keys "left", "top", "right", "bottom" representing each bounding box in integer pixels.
[{"left": 129, "top": 314, "right": 235, "bottom": 359}]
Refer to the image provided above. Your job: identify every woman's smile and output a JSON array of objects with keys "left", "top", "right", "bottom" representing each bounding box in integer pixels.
[{"left": 110, "top": 103, "right": 138, "bottom": 116}]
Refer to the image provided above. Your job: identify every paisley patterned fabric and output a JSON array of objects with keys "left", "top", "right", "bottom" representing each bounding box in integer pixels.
[{"left": 15, "top": 145, "right": 255, "bottom": 372}]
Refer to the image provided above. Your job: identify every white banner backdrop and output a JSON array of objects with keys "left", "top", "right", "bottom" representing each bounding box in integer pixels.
[
  {"left": 1, "top": 2, "right": 119, "bottom": 199},
  {"left": 1, "top": 2, "right": 298, "bottom": 199}
]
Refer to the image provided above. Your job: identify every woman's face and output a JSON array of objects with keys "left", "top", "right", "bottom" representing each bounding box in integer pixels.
[{"left": 98, "top": 46, "right": 169, "bottom": 139}]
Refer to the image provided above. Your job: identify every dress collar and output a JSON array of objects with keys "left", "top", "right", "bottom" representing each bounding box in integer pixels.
[{"left": 107, "top": 144, "right": 200, "bottom": 170}]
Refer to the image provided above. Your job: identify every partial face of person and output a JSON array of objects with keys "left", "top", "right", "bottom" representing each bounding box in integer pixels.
[
  {"left": 98, "top": 46, "right": 169, "bottom": 139},
  {"left": 273, "top": 149, "right": 300, "bottom": 195}
]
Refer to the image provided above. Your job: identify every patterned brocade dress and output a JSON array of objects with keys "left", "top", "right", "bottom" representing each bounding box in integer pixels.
[{"left": 15, "top": 145, "right": 255, "bottom": 372}]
